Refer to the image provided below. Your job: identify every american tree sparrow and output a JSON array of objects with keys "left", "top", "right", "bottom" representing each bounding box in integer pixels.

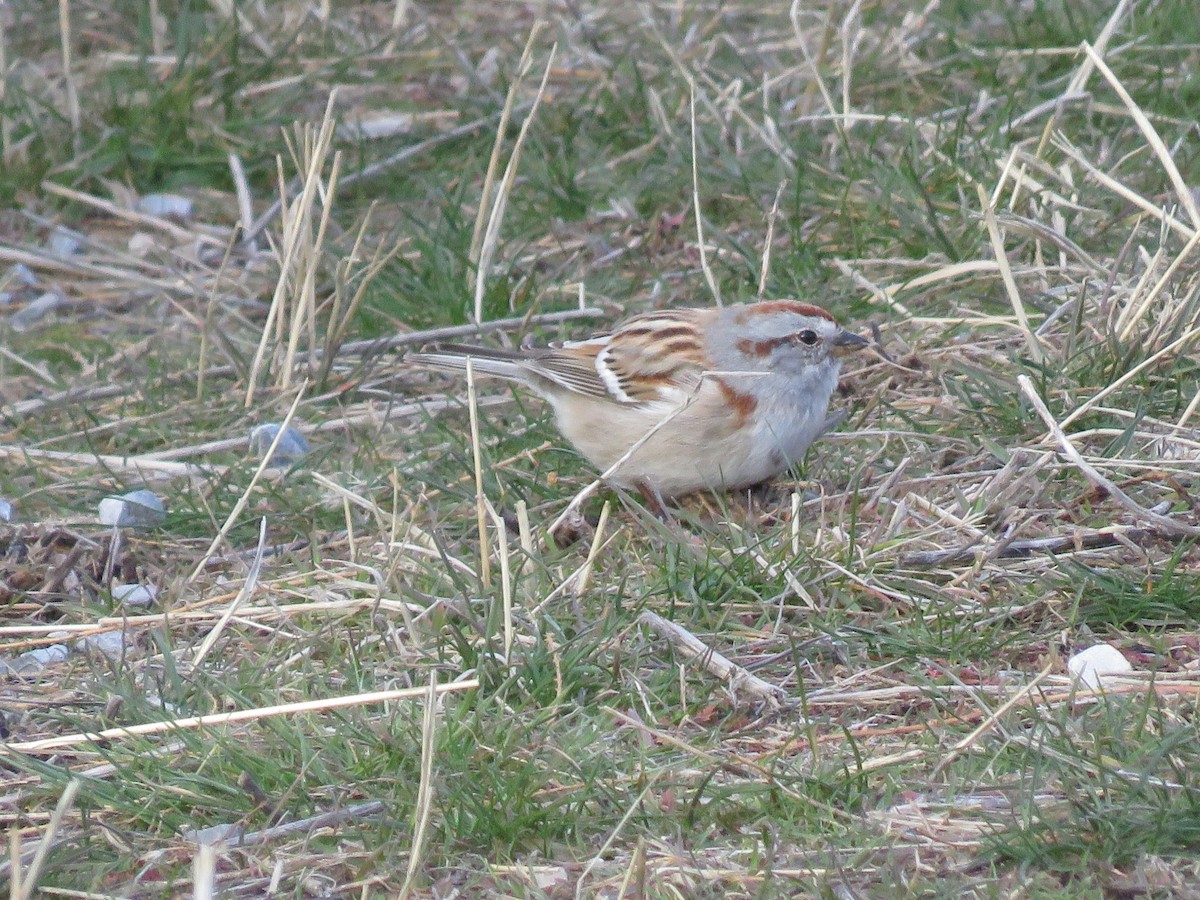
[{"left": 409, "top": 300, "right": 867, "bottom": 510}]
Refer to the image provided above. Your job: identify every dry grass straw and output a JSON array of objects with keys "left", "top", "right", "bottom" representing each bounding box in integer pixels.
[
  {"left": 576, "top": 776, "right": 658, "bottom": 899},
  {"left": 466, "top": 359, "right": 491, "bottom": 588},
  {"left": 690, "top": 82, "right": 721, "bottom": 307},
  {"left": 187, "top": 517, "right": 268, "bottom": 669},
  {"left": 1082, "top": 43, "right": 1200, "bottom": 230},
  {"left": 483, "top": 497, "right": 516, "bottom": 659},
  {"left": 0, "top": 444, "right": 216, "bottom": 479},
  {"left": 6, "top": 779, "right": 79, "bottom": 899},
  {"left": 6, "top": 1, "right": 1200, "bottom": 893},
  {"left": 398, "top": 673, "right": 440, "bottom": 899},
  {"left": 192, "top": 844, "right": 216, "bottom": 900},
  {"left": 185, "top": 380, "right": 306, "bottom": 583},
  {"left": 56, "top": 0, "right": 80, "bottom": 154},
  {"left": 1018, "top": 375, "right": 1199, "bottom": 537},
  {"left": 3, "top": 680, "right": 478, "bottom": 754},
  {"left": 758, "top": 180, "right": 787, "bottom": 298},
  {"left": 470, "top": 25, "right": 556, "bottom": 323},
  {"left": 0, "top": 8, "right": 9, "bottom": 158},
  {"left": 571, "top": 499, "right": 611, "bottom": 598},
  {"left": 547, "top": 385, "right": 706, "bottom": 535},
  {"left": 931, "top": 661, "right": 1054, "bottom": 777},
  {"left": 979, "top": 180, "right": 1046, "bottom": 365},
  {"left": 245, "top": 91, "right": 340, "bottom": 405}
]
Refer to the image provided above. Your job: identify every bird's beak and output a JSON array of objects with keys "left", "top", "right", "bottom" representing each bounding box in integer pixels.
[{"left": 832, "top": 330, "right": 869, "bottom": 355}]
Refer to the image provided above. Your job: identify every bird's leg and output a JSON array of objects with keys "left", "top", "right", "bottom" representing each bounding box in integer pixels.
[
  {"left": 635, "top": 481, "right": 673, "bottom": 520},
  {"left": 736, "top": 478, "right": 790, "bottom": 526}
]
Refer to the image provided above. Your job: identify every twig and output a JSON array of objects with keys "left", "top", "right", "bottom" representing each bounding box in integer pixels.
[
  {"left": 901, "top": 524, "right": 1166, "bottom": 566},
  {"left": 182, "top": 800, "right": 386, "bottom": 847},
  {"left": 639, "top": 611, "right": 785, "bottom": 706},
  {"left": 0, "top": 309, "right": 606, "bottom": 424},
  {"left": 339, "top": 306, "right": 605, "bottom": 357},
  {"left": 141, "top": 396, "right": 512, "bottom": 462}
]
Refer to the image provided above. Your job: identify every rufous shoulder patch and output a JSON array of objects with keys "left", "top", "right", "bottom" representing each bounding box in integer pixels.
[{"left": 713, "top": 377, "right": 759, "bottom": 427}]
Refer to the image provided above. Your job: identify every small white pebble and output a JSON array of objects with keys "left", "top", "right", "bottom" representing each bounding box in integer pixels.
[
  {"left": 1067, "top": 643, "right": 1133, "bottom": 690},
  {"left": 137, "top": 193, "right": 193, "bottom": 219},
  {"left": 47, "top": 225, "right": 83, "bottom": 256},
  {"left": 339, "top": 113, "right": 418, "bottom": 141},
  {"left": 127, "top": 232, "right": 157, "bottom": 257},
  {"left": 0, "top": 499, "right": 12, "bottom": 522}
]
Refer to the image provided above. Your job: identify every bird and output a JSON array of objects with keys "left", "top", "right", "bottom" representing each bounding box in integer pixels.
[{"left": 408, "top": 300, "right": 867, "bottom": 512}]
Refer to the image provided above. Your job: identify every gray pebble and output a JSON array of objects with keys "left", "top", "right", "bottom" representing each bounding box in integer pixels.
[
  {"left": 98, "top": 489, "right": 166, "bottom": 528},
  {"left": 6, "top": 263, "right": 38, "bottom": 287},
  {"left": 10, "top": 291, "right": 64, "bottom": 331},
  {"left": 249, "top": 423, "right": 310, "bottom": 466},
  {"left": 112, "top": 583, "right": 156, "bottom": 608},
  {"left": 75, "top": 631, "right": 128, "bottom": 660},
  {"left": 3, "top": 644, "right": 71, "bottom": 674}
]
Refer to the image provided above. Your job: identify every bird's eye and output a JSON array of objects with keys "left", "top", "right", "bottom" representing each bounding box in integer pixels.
[{"left": 796, "top": 329, "right": 819, "bottom": 346}]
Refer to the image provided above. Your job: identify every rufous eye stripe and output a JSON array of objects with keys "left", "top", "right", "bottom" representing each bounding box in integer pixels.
[{"left": 736, "top": 336, "right": 791, "bottom": 357}]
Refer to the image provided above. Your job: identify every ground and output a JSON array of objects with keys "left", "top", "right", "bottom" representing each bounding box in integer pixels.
[{"left": 1, "top": 0, "right": 1200, "bottom": 896}]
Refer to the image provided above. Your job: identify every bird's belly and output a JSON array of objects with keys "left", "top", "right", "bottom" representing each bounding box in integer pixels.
[{"left": 551, "top": 394, "right": 826, "bottom": 498}]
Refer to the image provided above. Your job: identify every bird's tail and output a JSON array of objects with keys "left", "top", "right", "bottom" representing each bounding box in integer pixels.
[{"left": 406, "top": 343, "right": 530, "bottom": 382}]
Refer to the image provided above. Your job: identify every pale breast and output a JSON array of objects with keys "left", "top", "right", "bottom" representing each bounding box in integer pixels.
[{"left": 546, "top": 375, "right": 829, "bottom": 496}]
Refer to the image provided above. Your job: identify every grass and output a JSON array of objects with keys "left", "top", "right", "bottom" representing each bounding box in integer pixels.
[{"left": 2, "top": 0, "right": 1200, "bottom": 895}]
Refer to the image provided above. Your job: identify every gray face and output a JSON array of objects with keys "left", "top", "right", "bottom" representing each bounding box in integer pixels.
[{"left": 707, "top": 302, "right": 843, "bottom": 377}]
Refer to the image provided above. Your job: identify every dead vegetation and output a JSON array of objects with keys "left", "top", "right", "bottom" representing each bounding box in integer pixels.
[{"left": 1, "top": 0, "right": 1200, "bottom": 896}]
